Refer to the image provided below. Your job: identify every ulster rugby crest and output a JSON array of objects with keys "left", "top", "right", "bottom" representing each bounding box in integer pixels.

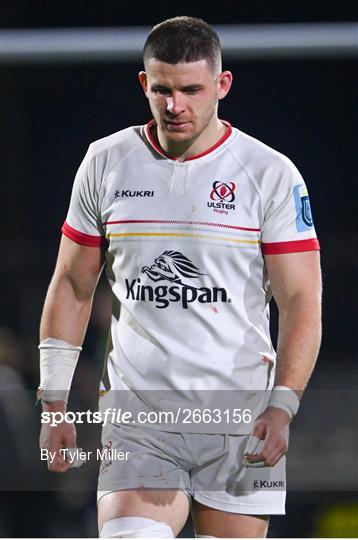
[{"left": 207, "top": 181, "right": 237, "bottom": 215}]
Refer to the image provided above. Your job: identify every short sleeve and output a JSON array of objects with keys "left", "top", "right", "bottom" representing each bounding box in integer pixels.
[
  {"left": 261, "top": 158, "right": 320, "bottom": 255},
  {"left": 61, "top": 145, "right": 105, "bottom": 247}
]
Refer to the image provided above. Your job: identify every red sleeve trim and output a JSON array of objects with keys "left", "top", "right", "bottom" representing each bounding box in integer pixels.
[
  {"left": 262, "top": 238, "right": 320, "bottom": 254},
  {"left": 61, "top": 221, "right": 104, "bottom": 247}
]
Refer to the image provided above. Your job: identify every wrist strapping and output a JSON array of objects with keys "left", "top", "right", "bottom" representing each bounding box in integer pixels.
[
  {"left": 268, "top": 385, "right": 300, "bottom": 419},
  {"left": 38, "top": 338, "right": 82, "bottom": 404}
]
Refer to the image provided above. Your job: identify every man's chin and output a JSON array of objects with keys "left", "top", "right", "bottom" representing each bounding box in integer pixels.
[
  {"left": 163, "top": 127, "right": 195, "bottom": 143},
  {"left": 156, "top": 123, "right": 197, "bottom": 150}
]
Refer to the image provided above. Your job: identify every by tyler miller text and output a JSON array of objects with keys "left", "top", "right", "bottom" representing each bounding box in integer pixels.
[{"left": 40, "top": 447, "right": 130, "bottom": 465}]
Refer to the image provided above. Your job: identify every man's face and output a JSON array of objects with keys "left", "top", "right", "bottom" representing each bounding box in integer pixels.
[{"left": 139, "top": 59, "right": 232, "bottom": 147}]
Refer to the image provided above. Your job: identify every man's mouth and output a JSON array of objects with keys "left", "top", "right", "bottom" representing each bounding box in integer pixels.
[{"left": 165, "top": 120, "right": 190, "bottom": 128}]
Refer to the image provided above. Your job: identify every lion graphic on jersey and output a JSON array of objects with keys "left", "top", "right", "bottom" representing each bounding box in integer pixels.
[{"left": 142, "top": 250, "right": 206, "bottom": 287}]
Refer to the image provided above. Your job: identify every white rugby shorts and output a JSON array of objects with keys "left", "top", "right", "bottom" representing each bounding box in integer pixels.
[{"left": 97, "top": 423, "right": 286, "bottom": 515}]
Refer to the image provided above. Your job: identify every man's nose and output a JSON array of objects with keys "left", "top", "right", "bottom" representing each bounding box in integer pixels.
[{"left": 166, "top": 93, "right": 184, "bottom": 115}]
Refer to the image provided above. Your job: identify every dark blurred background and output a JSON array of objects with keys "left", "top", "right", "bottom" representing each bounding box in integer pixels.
[{"left": 0, "top": 1, "right": 357, "bottom": 537}]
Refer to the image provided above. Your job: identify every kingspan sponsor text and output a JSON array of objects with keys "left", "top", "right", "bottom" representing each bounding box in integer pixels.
[{"left": 125, "top": 278, "right": 230, "bottom": 309}]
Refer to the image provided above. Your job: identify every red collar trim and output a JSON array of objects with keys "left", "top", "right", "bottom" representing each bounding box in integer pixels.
[{"left": 145, "top": 119, "right": 232, "bottom": 162}]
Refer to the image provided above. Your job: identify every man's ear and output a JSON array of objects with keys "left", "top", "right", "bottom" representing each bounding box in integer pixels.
[
  {"left": 217, "top": 70, "right": 233, "bottom": 100},
  {"left": 138, "top": 71, "right": 148, "bottom": 96}
]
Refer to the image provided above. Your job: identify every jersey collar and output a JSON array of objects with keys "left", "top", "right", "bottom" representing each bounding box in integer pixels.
[{"left": 145, "top": 119, "right": 232, "bottom": 162}]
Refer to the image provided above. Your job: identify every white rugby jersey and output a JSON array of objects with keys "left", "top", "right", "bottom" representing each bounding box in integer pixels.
[{"left": 62, "top": 121, "right": 319, "bottom": 432}]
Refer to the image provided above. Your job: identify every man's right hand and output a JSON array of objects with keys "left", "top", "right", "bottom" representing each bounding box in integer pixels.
[{"left": 39, "top": 401, "right": 77, "bottom": 472}]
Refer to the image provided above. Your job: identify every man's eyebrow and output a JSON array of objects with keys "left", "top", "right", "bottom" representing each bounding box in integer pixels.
[
  {"left": 150, "top": 83, "right": 204, "bottom": 91},
  {"left": 151, "top": 84, "right": 170, "bottom": 91},
  {"left": 181, "top": 84, "right": 204, "bottom": 91}
]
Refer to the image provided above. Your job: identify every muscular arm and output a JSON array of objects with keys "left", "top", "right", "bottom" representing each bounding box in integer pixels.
[
  {"left": 244, "top": 250, "right": 322, "bottom": 467},
  {"left": 39, "top": 234, "right": 104, "bottom": 471},
  {"left": 266, "top": 250, "right": 322, "bottom": 397},
  {"left": 40, "top": 234, "right": 105, "bottom": 345}
]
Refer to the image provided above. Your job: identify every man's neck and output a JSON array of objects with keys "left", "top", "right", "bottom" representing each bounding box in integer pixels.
[{"left": 155, "top": 118, "right": 227, "bottom": 162}]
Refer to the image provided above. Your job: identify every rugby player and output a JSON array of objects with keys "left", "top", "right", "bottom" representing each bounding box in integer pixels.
[{"left": 38, "top": 16, "right": 322, "bottom": 538}]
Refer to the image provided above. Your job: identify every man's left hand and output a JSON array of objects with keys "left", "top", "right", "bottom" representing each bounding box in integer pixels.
[{"left": 243, "top": 406, "right": 291, "bottom": 467}]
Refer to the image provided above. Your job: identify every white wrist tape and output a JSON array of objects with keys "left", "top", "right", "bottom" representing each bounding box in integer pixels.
[
  {"left": 38, "top": 338, "right": 82, "bottom": 404},
  {"left": 268, "top": 385, "right": 300, "bottom": 419}
]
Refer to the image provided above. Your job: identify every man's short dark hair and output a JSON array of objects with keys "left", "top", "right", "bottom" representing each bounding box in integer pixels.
[{"left": 143, "top": 16, "right": 222, "bottom": 73}]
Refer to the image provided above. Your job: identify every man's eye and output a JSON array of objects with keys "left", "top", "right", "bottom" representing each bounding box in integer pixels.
[{"left": 153, "top": 89, "right": 170, "bottom": 95}]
